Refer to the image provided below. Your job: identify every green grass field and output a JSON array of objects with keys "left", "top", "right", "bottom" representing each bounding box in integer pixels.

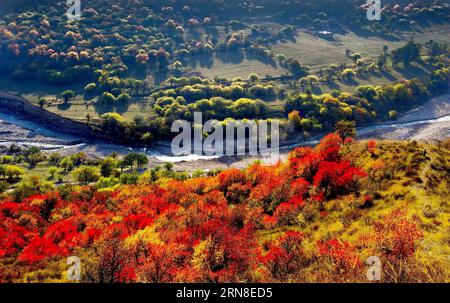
[
  {"left": 5, "top": 161, "right": 74, "bottom": 190},
  {"left": 270, "top": 25, "right": 450, "bottom": 94},
  {"left": 0, "top": 75, "right": 153, "bottom": 123},
  {"left": 310, "top": 62, "right": 432, "bottom": 95},
  {"left": 0, "top": 76, "right": 86, "bottom": 103},
  {"left": 185, "top": 25, "right": 450, "bottom": 95},
  {"left": 43, "top": 98, "right": 153, "bottom": 123},
  {"left": 18, "top": 161, "right": 57, "bottom": 181},
  {"left": 186, "top": 50, "right": 287, "bottom": 80},
  {"left": 272, "top": 25, "right": 450, "bottom": 73}
]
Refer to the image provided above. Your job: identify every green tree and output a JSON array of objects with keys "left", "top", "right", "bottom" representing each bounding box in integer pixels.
[
  {"left": 100, "top": 157, "right": 116, "bottom": 177},
  {"left": 388, "top": 110, "right": 398, "bottom": 120},
  {"left": 48, "top": 167, "right": 58, "bottom": 179},
  {"left": 116, "top": 93, "right": 131, "bottom": 103},
  {"left": 136, "top": 154, "right": 149, "bottom": 170},
  {"left": 48, "top": 152, "right": 62, "bottom": 165},
  {"left": 72, "top": 166, "right": 101, "bottom": 185},
  {"left": 391, "top": 41, "right": 422, "bottom": 67},
  {"left": 306, "top": 75, "right": 319, "bottom": 86},
  {"left": 28, "top": 153, "right": 45, "bottom": 169},
  {"left": 101, "top": 92, "right": 117, "bottom": 103},
  {"left": 60, "top": 157, "right": 74, "bottom": 172},
  {"left": 276, "top": 54, "right": 286, "bottom": 63},
  {"left": 0, "top": 165, "right": 5, "bottom": 179},
  {"left": 248, "top": 73, "right": 259, "bottom": 82},
  {"left": 1, "top": 156, "right": 13, "bottom": 164},
  {"left": 122, "top": 153, "right": 148, "bottom": 170},
  {"left": 341, "top": 69, "right": 355, "bottom": 80},
  {"left": 173, "top": 61, "right": 182, "bottom": 69},
  {"left": 334, "top": 120, "right": 356, "bottom": 141},
  {"left": 70, "top": 152, "right": 87, "bottom": 166},
  {"left": 298, "top": 77, "right": 309, "bottom": 89},
  {"left": 164, "top": 162, "right": 174, "bottom": 171},
  {"left": 119, "top": 173, "right": 139, "bottom": 185},
  {"left": 84, "top": 83, "right": 97, "bottom": 93},
  {"left": 5, "top": 165, "right": 25, "bottom": 180},
  {"left": 60, "top": 90, "right": 75, "bottom": 103},
  {"left": 355, "top": 85, "right": 378, "bottom": 101},
  {"left": 288, "top": 110, "right": 302, "bottom": 130},
  {"left": 141, "top": 132, "right": 154, "bottom": 144},
  {"left": 38, "top": 97, "right": 46, "bottom": 109},
  {"left": 123, "top": 154, "right": 136, "bottom": 170},
  {"left": 0, "top": 180, "right": 8, "bottom": 193}
]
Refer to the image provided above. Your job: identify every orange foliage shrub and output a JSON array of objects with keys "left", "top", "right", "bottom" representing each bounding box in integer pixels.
[
  {"left": 317, "top": 238, "right": 363, "bottom": 280},
  {"left": 368, "top": 207, "right": 423, "bottom": 264},
  {"left": 258, "top": 231, "right": 306, "bottom": 282}
]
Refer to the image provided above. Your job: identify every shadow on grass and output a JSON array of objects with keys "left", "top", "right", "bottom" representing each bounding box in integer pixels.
[
  {"left": 115, "top": 101, "right": 132, "bottom": 115},
  {"left": 380, "top": 69, "right": 397, "bottom": 82},
  {"left": 216, "top": 50, "right": 245, "bottom": 65},
  {"left": 351, "top": 27, "right": 402, "bottom": 42},
  {"left": 357, "top": 73, "right": 371, "bottom": 81},
  {"left": 323, "top": 81, "right": 341, "bottom": 91},
  {"left": 153, "top": 70, "right": 169, "bottom": 85},
  {"left": 57, "top": 102, "right": 71, "bottom": 111},
  {"left": 94, "top": 100, "right": 114, "bottom": 115},
  {"left": 311, "top": 86, "right": 323, "bottom": 95},
  {"left": 185, "top": 49, "right": 281, "bottom": 76},
  {"left": 342, "top": 77, "right": 359, "bottom": 86},
  {"left": 393, "top": 64, "right": 429, "bottom": 79}
]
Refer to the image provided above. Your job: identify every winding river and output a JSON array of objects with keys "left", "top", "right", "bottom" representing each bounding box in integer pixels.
[{"left": 0, "top": 93, "right": 449, "bottom": 168}]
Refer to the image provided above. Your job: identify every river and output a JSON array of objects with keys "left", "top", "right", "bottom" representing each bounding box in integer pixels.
[
  {"left": 0, "top": 110, "right": 221, "bottom": 164},
  {"left": 0, "top": 93, "right": 449, "bottom": 170}
]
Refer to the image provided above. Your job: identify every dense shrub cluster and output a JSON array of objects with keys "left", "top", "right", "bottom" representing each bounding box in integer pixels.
[{"left": 286, "top": 66, "right": 450, "bottom": 130}]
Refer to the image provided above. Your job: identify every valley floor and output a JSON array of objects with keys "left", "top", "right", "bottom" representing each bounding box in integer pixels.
[
  {"left": 1, "top": 93, "right": 449, "bottom": 172},
  {"left": 173, "top": 93, "right": 450, "bottom": 171}
]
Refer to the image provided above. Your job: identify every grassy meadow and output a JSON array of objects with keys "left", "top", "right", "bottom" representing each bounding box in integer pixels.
[
  {"left": 1, "top": 25, "right": 448, "bottom": 124},
  {"left": 186, "top": 50, "right": 287, "bottom": 80}
]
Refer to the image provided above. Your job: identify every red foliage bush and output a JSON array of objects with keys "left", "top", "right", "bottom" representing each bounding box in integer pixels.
[
  {"left": 313, "top": 161, "right": 367, "bottom": 199},
  {"left": 258, "top": 231, "right": 306, "bottom": 282},
  {"left": 317, "top": 238, "right": 362, "bottom": 278},
  {"left": 18, "top": 236, "right": 66, "bottom": 263},
  {"left": 368, "top": 207, "right": 423, "bottom": 263},
  {"left": 367, "top": 140, "right": 377, "bottom": 155}
]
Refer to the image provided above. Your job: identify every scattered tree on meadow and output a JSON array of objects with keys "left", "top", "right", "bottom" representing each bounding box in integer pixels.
[{"left": 60, "top": 90, "right": 75, "bottom": 103}]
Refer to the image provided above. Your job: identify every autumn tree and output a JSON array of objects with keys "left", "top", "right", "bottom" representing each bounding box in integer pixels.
[
  {"left": 334, "top": 120, "right": 356, "bottom": 141},
  {"left": 135, "top": 243, "right": 182, "bottom": 283},
  {"left": 4, "top": 165, "right": 25, "bottom": 180},
  {"left": 83, "top": 238, "right": 132, "bottom": 283},
  {"left": 367, "top": 140, "right": 377, "bottom": 156}
]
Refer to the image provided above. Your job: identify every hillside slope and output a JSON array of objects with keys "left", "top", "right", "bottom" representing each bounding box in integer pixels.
[{"left": 0, "top": 135, "right": 449, "bottom": 282}]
